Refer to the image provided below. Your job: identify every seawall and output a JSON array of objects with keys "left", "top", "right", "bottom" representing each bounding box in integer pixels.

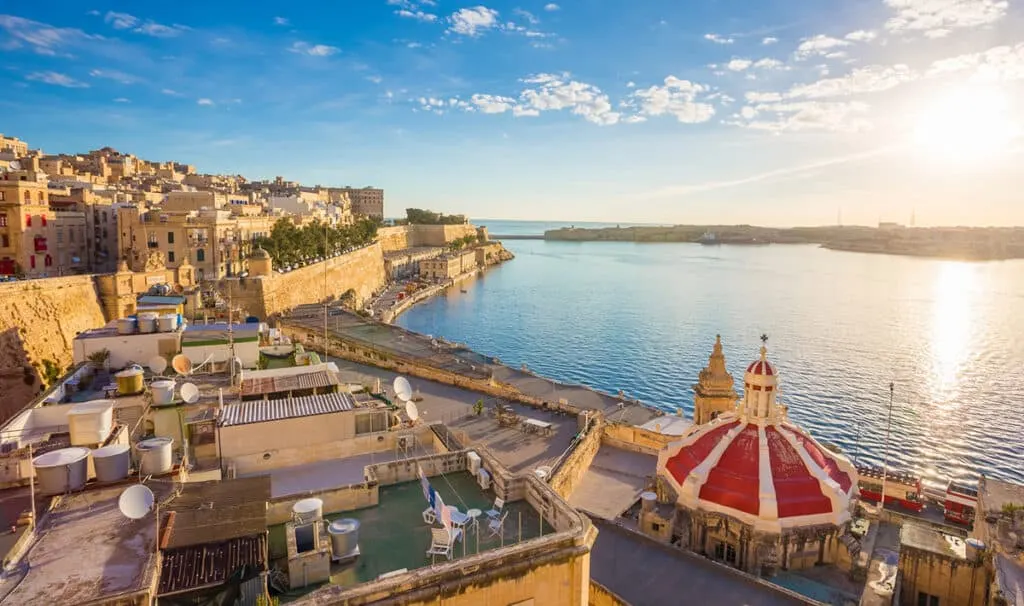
[
  {"left": 377, "top": 224, "right": 479, "bottom": 252},
  {"left": 0, "top": 276, "right": 107, "bottom": 422}
]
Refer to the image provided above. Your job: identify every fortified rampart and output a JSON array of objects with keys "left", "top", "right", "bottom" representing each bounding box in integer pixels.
[
  {"left": 0, "top": 276, "right": 106, "bottom": 422},
  {"left": 377, "top": 224, "right": 478, "bottom": 252},
  {"left": 217, "top": 242, "right": 387, "bottom": 319}
]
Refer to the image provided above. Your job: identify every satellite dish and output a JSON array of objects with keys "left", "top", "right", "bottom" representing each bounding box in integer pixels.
[
  {"left": 180, "top": 382, "right": 199, "bottom": 404},
  {"left": 171, "top": 354, "right": 192, "bottom": 376},
  {"left": 393, "top": 376, "right": 412, "bottom": 402},
  {"left": 8, "top": 160, "right": 21, "bottom": 171},
  {"left": 118, "top": 484, "right": 155, "bottom": 520},
  {"left": 405, "top": 400, "right": 420, "bottom": 422},
  {"left": 148, "top": 356, "right": 168, "bottom": 375}
]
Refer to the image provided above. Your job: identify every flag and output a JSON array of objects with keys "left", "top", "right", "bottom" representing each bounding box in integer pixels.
[
  {"left": 419, "top": 466, "right": 432, "bottom": 505},
  {"left": 439, "top": 497, "right": 453, "bottom": 535},
  {"left": 434, "top": 491, "right": 447, "bottom": 530}
]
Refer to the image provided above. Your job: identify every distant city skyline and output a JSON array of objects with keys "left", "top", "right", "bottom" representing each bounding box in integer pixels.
[{"left": 3, "top": 2, "right": 1024, "bottom": 226}]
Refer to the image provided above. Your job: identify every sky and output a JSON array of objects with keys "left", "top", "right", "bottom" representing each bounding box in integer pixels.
[{"left": 2, "top": 1, "right": 1024, "bottom": 226}]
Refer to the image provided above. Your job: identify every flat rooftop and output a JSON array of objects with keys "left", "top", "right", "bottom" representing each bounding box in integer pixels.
[
  {"left": 269, "top": 472, "right": 552, "bottom": 602},
  {"left": 568, "top": 446, "right": 656, "bottom": 519},
  {"left": 248, "top": 450, "right": 436, "bottom": 498},
  {"left": 901, "top": 522, "right": 967, "bottom": 559},
  {"left": 589, "top": 518, "right": 813, "bottom": 606},
  {"left": 1, "top": 484, "right": 167, "bottom": 605}
]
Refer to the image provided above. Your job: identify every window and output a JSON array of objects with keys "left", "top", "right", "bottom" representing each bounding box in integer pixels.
[
  {"left": 25, "top": 214, "right": 31, "bottom": 228},
  {"left": 44, "top": 254, "right": 52, "bottom": 267},
  {"left": 917, "top": 593, "right": 939, "bottom": 606},
  {"left": 102, "top": 211, "right": 108, "bottom": 222},
  {"left": 355, "top": 411, "right": 388, "bottom": 435},
  {"left": 167, "top": 251, "right": 175, "bottom": 263},
  {"left": 167, "top": 232, "right": 174, "bottom": 244},
  {"left": 30, "top": 256, "right": 35, "bottom": 269},
  {"left": 0, "top": 214, "right": 6, "bottom": 227},
  {"left": 0, "top": 192, "right": 4, "bottom": 201},
  {"left": 196, "top": 248, "right": 205, "bottom": 262},
  {"left": 1, "top": 236, "right": 7, "bottom": 248},
  {"left": 38, "top": 192, "right": 44, "bottom": 204},
  {"left": 56, "top": 230, "right": 63, "bottom": 243},
  {"left": 41, "top": 216, "right": 46, "bottom": 227},
  {"left": 69, "top": 229, "right": 74, "bottom": 243},
  {"left": 23, "top": 191, "right": 30, "bottom": 204}
]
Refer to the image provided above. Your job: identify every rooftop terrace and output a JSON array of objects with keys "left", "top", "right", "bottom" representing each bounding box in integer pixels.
[{"left": 269, "top": 471, "right": 553, "bottom": 602}]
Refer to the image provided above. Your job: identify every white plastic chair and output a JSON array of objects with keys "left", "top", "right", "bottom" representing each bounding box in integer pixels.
[
  {"left": 485, "top": 497, "right": 504, "bottom": 520},
  {"left": 487, "top": 511, "right": 508, "bottom": 538},
  {"left": 426, "top": 527, "right": 461, "bottom": 561},
  {"left": 448, "top": 506, "right": 469, "bottom": 532}
]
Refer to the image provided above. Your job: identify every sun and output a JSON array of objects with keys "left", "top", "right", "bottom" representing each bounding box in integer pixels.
[{"left": 913, "top": 86, "right": 1019, "bottom": 165}]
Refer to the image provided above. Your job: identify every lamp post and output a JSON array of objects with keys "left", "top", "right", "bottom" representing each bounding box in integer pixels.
[{"left": 880, "top": 381, "right": 895, "bottom": 513}]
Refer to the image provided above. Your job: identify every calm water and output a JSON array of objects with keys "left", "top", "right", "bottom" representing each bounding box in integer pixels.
[{"left": 397, "top": 222, "right": 1024, "bottom": 485}]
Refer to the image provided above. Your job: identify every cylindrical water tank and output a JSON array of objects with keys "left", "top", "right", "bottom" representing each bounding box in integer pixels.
[
  {"left": 641, "top": 491, "right": 658, "bottom": 513},
  {"left": 33, "top": 447, "right": 90, "bottom": 496},
  {"left": 158, "top": 314, "right": 178, "bottom": 332},
  {"left": 115, "top": 366, "right": 145, "bottom": 395},
  {"left": 292, "top": 498, "right": 323, "bottom": 524},
  {"left": 136, "top": 437, "right": 173, "bottom": 475},
  {"left": 92, "top": 444, "right": 131, "bottom": 482},
  {"left": 67, "top": 400, "right": 114, "bottom": 446},
  {"left": 150, "top": 380, "right": 176, "bottom": 406},
  {"left": 117, "top": 317, "right": 137, "bottom": 335},
  {"left": 327, "top": 518, "right": 360, "bottom": 558},
  {"left": 138, "top": 313, "right": 158, "bottom": 334}
]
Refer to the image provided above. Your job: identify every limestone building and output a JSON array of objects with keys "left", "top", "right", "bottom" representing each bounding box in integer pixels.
[
  {"left": 419, "top": 249, "right": 477, "bottom": 281},
  {"left": 0, "top": 173, "right": 57, "bottom": 278},
  {"left": 646, "top": 339, "right": 860, "bottom": 576},
  {"left": 693, "top": 335, "right": 739, "bottom": 424},
  {"left": 333, "top": 186, "right": 384, "bottom": 219}
]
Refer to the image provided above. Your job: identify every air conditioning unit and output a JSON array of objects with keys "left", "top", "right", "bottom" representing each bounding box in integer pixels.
[{"left": 467, "top": 451, "right": 482, "bottom": 475}]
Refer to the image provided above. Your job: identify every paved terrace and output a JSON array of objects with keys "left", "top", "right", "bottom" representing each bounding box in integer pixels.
[
  {"left": 282, "top": 306, "right": 661, "bottom": 426},
  {"left": 269, "top": 472, "right": 553, "bottom": 601},
  {"left": 331, "top": 358, "right": 580, "bottom": 473},
  {"left": 569, "top": 446, "right": 657, "bottom": 519},
  {"left": 589, "top": 518, "right": 816, "bottom": 606}
]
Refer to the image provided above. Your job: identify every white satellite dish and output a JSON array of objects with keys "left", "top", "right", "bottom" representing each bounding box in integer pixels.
[
  {"left": 8, "top": 160, "right": 21, "bottom": 171},
  {"left": 171, "top": 354, "right": 192, "bottom": 376},
  {"left": 148, "top": 356, "right": 168, "bottom": 375},
  {"left": 118, "top": 484, "right": 155, "bottom": 520},
  {"left": 393, "top": 376, "right": 412, "bottom": 402},
  {"left": 405, "top": 400, "right": 420, "bottom": 422},
  {"left": 180, "top": 382, "right": 199, "bottom": 404}
]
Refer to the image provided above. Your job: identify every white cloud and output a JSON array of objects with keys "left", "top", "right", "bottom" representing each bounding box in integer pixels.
[
  {"left": 927, "top": 42, "right": 1024, "bottom": 82},
  {"left": 448, "top": 6, "right": 500, "bottom": 36},
  {"left": 762, "top": 37, "right": 778, "bottom": 45},
  {"left": 734, "top": 100, "right": 871, "bottom": 133},
  {"left": 745, "top": 91, "right": 783, "bottom": 103},
  {"left": 113, "top": 97, "right": 130, "bottom": 103},
  {"left": 0, "top": 15, "right": 99, "bottom": 56},
  {"left": 629, "top": 76, "right": 715, "bottom": 124},
  {"left": 519, "top": 73, "right": 621, "bottom": 125},
  {"left": 397, "top": 10, "right": 437, "bottom": 22},
  {"left": 197, "top": 98, "right": 214, "bottom": 106},
  {"left": 104, "top": 12, "right": 188, "bottom": 37},
  {"left": 89, "top": 68, "right": 138, "bottom": 84},
  {"left": 626, "top": 81, "right": 636, "bottom": 88},
  {"left": 726, "top": 59, "right": 753, "bottom": 71},
  {"left": 795, "top": 35, "right": 850, "bottom": 59},
  {"left": 786, "top": 64, "right": 917, "bottom": 98},
  {"left": 704, "top": 33, "right": 734, "bottom": 44},
  {"left": 753, "top": 58, "right": 787, "bottom": 70},
  {"left": 27, "top": 71, "right": 89, "bottom": 88},
  {"left": 290, "top": 41, "right": 340, "bottom": 56},
  {"left": 274, "top": 16, "right": 289, "bottom": 26},
  {"left": 470, "top": 93, "right": 517, "bottom": 113},
  {"left": 367, "top": 75, "right": 383, "bottom": 84},
  {"left": 884, "top": 0, "right": 1007, "bottom": 37},
  {"left": 544, "top": 3, "right": 560, "bottom": 11},
  {"left": 161, "top": 88, "right": 182, "bottom": 96},
  {"left": 513, "top": 9, "right": 539, "bottom": 25},
  {"left": 845, "top": 29, "right": 876, "bottom": 42}
]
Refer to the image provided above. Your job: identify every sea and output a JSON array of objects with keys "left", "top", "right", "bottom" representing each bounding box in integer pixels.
[{"left": 397, "top": 219, "right": 1024, "bottom": 485}]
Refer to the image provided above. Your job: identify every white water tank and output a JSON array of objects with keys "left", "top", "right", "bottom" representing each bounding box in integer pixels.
[
  {"left": 327, "top": 518, "right": 360, "bottom": 558},
  {"left": 117, "top": 317, "right": 137, "bottom": 335},
  {"left": 158, "top": 314, "right": 178, "bottom": 332},
  {"left": 92, "top": 444, "right": 131, "bottom": 482},
  {"left": 67, "top": 400, "right": 114, "bottom": 446},
  {"left": 138, "top": 313, "right": 158, "bottom": 334},
  {"left": 150, "top": 380, "right": 176, "bottom": 406},
  {"left": 136, "top": 437, "right": 174, "bottom": 475},
  {"left": 33, "top": 447, "right": 90, "bottom": 496},
  {"left": 292, "top": 498, "right": 323, "bottom": 524}
]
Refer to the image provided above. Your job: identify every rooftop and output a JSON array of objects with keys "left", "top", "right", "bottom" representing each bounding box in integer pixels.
[
  {"left": 239, "top": 368, "right": 340, "bottom": 398},
  {"left": 588, "top": 517, "right": 813, "bottom": 606},
  {"left": 163, "top": 477, "right": 270, "bottom": 549},
  {"left": 0, "top": 483, "right": 168, "bottom": 605},
  {"left": 159, "top": 534, "right": 267, "bottom": 596},
  {"left": 269, "top": 471, "right": 553, "bottom": 602},
  {"left": 900, "top": 522, "right": 967, "bottom": 559}
]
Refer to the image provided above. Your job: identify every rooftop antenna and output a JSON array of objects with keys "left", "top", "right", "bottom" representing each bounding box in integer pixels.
[
  {"left": 118, "top": 484, "right": 155, "bottom": 520},
  {"left": 148, "top": 356, "right": 168, "bottom": 376}
]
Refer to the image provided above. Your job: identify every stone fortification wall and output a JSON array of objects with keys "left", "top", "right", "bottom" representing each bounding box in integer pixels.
[
  {"left": 549, "top": 416, "right": 604, "bottom": 501},
  {"left": 377, "top": 224, "right": 479, "bottom": 252},
  {"left": 222, "top": 242, "right": 387, "bottom": 319},
  {"left": 601, "top": 423, "right": 675, "bottom": 456},
  {"left": 589, "top": 581, "right": 630, "bottom": 606},
  {"left": 0, "top": 276, "right": 106, "bottom": 423}
]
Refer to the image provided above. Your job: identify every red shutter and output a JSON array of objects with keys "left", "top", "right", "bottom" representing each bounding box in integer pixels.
[
  {"left": 41, "top": 216, "right": 47, "bottom": 227},
  {"left": 25, "top": 214, "right": 31, "bottom": 227},
  {"left": 30, "top": 256, "right": 35, "bottom": 269}
]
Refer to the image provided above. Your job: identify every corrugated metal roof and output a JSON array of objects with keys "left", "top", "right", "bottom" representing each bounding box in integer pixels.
[
  {"left": 220, "top": 392, "right": 355, "bottom": 427},
  {"left": 137, "top": 295, "right": 186, "bottom": 305},
  {"left": 158, "top": 534, "right": 267, "bottom": 595},
  {"left": 238, "top": 370, "right": 339, "bottom": 397}
]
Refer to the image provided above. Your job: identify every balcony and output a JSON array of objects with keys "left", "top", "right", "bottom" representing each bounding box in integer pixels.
[
  {"left": 147, "top": 241, "right": 159, "bottom": 249},
  {"left": 33, "top": 237, "right": 47, "bottom": 253}
]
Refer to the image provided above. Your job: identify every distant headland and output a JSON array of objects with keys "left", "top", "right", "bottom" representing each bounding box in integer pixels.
[{"left": 543, "top": 224, "right": 1024, "bottom": 261}]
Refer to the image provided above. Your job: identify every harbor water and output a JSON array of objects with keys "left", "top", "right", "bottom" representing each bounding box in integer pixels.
[{"left": 397, "top": 221, "right": 1024, "bottom": 485}]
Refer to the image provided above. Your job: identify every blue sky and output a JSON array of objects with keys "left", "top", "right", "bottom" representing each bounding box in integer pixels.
[{"left": 2, "top": 1, "right": 1024, "bottom": 226}]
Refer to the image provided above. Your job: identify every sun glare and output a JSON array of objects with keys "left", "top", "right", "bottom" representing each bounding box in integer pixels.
[{"left": 913, "top": 86, "right": 1019, "bottom": 165}]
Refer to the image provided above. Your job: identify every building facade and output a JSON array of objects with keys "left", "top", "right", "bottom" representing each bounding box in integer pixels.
[
  {"left": 418, "top": 249, "right": 478, "bottom": 281},
  {"left": 333, "top": 186, "right": 384, "bottom": 219},
  {"left": 0, "top": 175, "right": 56, "bottom": 278}
]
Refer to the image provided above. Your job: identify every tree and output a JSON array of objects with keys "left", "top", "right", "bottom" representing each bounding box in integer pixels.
[
  {"left": 254, "top": 217, "right": 379, "bottom": 267},
  {"left": 405, "top": 208, "right": 468, "bottom": 225}
]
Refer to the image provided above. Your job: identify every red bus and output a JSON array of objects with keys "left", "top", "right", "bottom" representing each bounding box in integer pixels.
[
  {"left": 944, "top": 481, "right": 978, "bottom": 526},
  {"left": 856, "top": 465, "right": 925, "bottom": 512}
]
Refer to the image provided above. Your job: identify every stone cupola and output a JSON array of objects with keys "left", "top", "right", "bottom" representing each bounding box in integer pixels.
[{"left": 693, "top": 335, "right": 739, "bottom": 425}]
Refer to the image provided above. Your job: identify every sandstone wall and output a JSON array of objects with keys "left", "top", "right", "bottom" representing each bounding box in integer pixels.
[
  {"left": 221, "top": 242, "right": 387, "bottom": 319},
  {"left": 0, "top": 276, "right": 106, "bottom": 422},
  {"left": 589, "top": 581, "right": 630, "bottom": 606},
  {"left": 601, "top": 423, "right": 675, "bottom": 456},
  {"left": 377, "top": 226, "right": 410, "bottom": 252},
  {"left": 549, "top": 416, "right": 604, "bottom": 501},
  {"left": 377, "top": 224, "right": 479, "bottom": 252}
]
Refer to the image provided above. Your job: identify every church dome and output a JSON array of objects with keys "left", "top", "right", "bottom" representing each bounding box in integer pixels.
[
  {"left": 249, "top": 246, "right": 271, "bottom": 260},
  {"left": 658, "top": 341, "right": 858, "bottom": 532}
]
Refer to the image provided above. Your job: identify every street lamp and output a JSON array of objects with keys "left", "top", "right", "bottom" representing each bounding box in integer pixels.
[{"left": 879, "top": 381, "right": 895, "bottom": 513}]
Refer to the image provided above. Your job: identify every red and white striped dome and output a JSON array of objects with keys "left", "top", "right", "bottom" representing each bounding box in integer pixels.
[{"left": 657, "top": 344, "right": 858, "bottom": 532}]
